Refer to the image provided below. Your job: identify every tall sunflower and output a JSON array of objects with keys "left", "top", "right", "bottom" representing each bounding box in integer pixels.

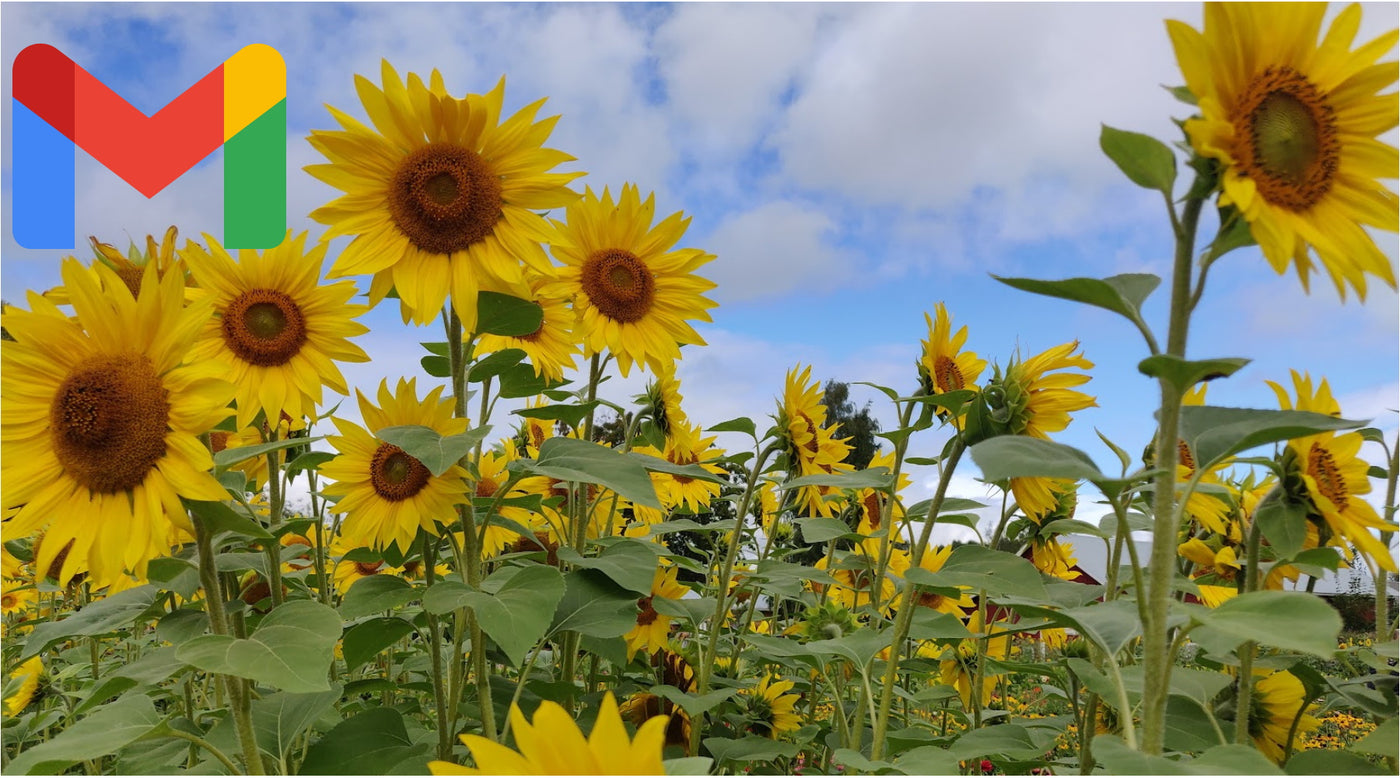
[
  {"left": 1268, "top": 370, "right": 1397, "bottom": 572},
  {"left": 986, "top": 343, "right": 1096, "bottom": 521},
  {"left": 320, "top": 378, "right": 472, "bottom": 552},
  {"left": 184, "top": 232, "right": 370, "bottom": 429},
  {"left": 543, "top": 184, "right": 718, "bottom": 377},
  {"left": 1, "top": 261, "right": 232, "bottom": 588},
  {"left": 900, "top": 544, "right": 975, "bottom": 617},
  {"left": 777, "top": 365, "right": 854, "bottom": 517},
  {"left": 918, "top": 302, "right": 987, "bottom": 426},
  {"left": 308, "top": 63, "right": 583, "bottom": 328},
  {"left": 1168, "top": 3, "right": 1398, "bottom": 300},
  {"left": 429, "top": 693, "right": 667, "bottom": 775}
]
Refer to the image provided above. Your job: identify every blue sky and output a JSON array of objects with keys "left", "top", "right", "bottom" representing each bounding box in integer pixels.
[{"left": 3, "top": 2, "right": 1397, "bottom": 547}]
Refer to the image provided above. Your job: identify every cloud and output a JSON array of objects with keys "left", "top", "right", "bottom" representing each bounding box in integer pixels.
[{"left": 702, "top": 200, "right": 851, "bottom": 302}]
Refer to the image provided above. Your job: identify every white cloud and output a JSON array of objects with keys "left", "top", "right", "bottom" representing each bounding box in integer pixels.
[{"left": 702, "top": 200, "right": 851, "bottom": 302}]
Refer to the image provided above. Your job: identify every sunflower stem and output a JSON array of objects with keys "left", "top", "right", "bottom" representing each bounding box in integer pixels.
[
  {"left": 263, "top": 435, "right": 285, "bottom": 609},
  {"left": 1234, "top": 516, "right": 1263, "bottom": 745},
  {"left": 870, "top": 437, "right": 965, "bottom": 761},
  {"left": 1141, "top": 178, "right": 1204, "bottom": 755},
  {"left": 1375, "top": 435, "right": 1398, "bottom": 644},
  {"left": 423, "top": 541, "right": 453, "bottom": 760}
]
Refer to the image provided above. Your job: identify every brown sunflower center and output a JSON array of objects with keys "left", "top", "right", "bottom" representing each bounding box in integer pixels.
[
  {"left": 916, "top": 590, "right": 947, "bottom": 609},
  {"left": 114, "top": 266, "right": 147, "bottom": 300},
  {"left": 221, "top": 289, "right": 308, "bottom": 367},
  {"left": 934, "top": 355, "right": 964, "bottom": 393},
  {"left": 475, "top": 475, "right": 499, "bottom": 499},
  {"left": 795, "top": 412, "right": 821, "bottom": 454},
  {"left": 209, "top": 431, "right": 232, "bottom": 454},
  {"left": 862, "top": 492, "right": 883, "bottom": 529},
  {"left": 581, "top": 249, "right": 655, "bottom": 323},
  {"left": 1, "top": 593, "right": 17, "bottom": 609},
  {"left": 354, "top": 560, "right": 384, "bottom": 576},
  {"left": 1234, "top": 66, "right": 1338, "bottom": 211},
  {"left": 51, "top": 354, "right": 170, "bottom": 494},
  {"left": 369, "top": 443, "right": 431, "bottom": 502},
  {"left": 1177, "top": 439, "right": 1196, "bottom": 471},
  {"left": 388, "top": 143, "right": 503, "bottom": 255},
  {"left": 636, "top": 595, "right": 659, "bottom": 626},
  {"left": 1306, "top": 442, "right": 1348, "bottom": 510}
]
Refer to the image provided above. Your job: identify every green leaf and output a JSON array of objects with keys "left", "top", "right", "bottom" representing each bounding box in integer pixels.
[
  {"left": 1101, "top": 124, "right": 1177, "bottom": 192},
  {"left": 185, "top": 499, "right": 274, "bottom": 541},
  {"left": 969, "top": 436, "right": 1105, "bottom": 484},
  {"left": 549, "top": 570, "right": 640, "bottom": 638},
  {"left": 297, "top": 708, "right": 432, "bottom": 775},
  {"left": 649, "top": 685, "right": 740, "bottom": 718},
  {"left": 1120, "top": 664, "right": 1231, "bottom": 709},
  {"left": 376, "top": 424, "right": 491, "bottom": 477},
  {"left": 992, "top": 273, "right": 1161, "bottom": 332},
  {"left": 342, "top": 617, "right": 417, "bottom": 672},
  {"left": 1190, "top": 590, "right": 1342, "bottom": 658},
  {"left": 7, "top": 695, "right": 166, "bottom": 774},
  {"left": 285, "top": 450, "right": 335, "bottom": 478},
  {"left": 795, "top": 516, "right": 861, "bottom": 543},
  {"left": 631, "top": 452, "right": 726, "bottom": 484},
  {"left": 708, "top": 417, "right": 757, "bottom": 438},
  {"left": 832, "top": 750, "right": 898, "bottom": 774},
  {"left": 1192, "top": 745, "right": 1286, "bottom": 774},
  {"left": 426, "top": 565, "right": 565, "bottom": 666},
  {"left": 1138, "top": 355, "right": 1250, "bottom": 394},
  {"left": 907, "top": 609, "right": 973, "bottom": 641},
  {"left": 155, "top": 608, "right": 209, "bottom": 646},
  {"left": 1039, "top": 518, "right": 1110, "bottom": 540},
  {"left": 495, "top": 363, "right": 553, "bottom": 399},
  {"left": 945, "top": 723, "right": 1052, "bottom": 761},
  {"left": 420, "top": 341, "right": 450, "bottom": 357},
  {"left": 1205, "top": 207, "right": 1257, "bottom": 262},
  {"left": 1178, "top": 406, "right": 1366, "bottom": 471},
  {"left": 421, "top": 355, "right": 451, "bottom": 378},
  {"left": 910, "top": 544, "right": 1047, "bottom": 601},
  {"left": 783, "top": 466, "right": 893, "bottom": 491},
  {"left": 146, "top": 557, "right": 202, "bottom": 598},
  {"left": 703, "top": 736, "right": 800, "bottom": 765},
  {"left": 1286, "top": 750, "right": 1389, "bottom": 775},
  {"left": 1091, "top": 736, "right": 1191, "bottom": 775},
  {"left": 475, "top": 291, "right": 543, "bottom": 337},
  {"left": 555, "top": 540, "right": 658, "bottom": 594},
  {"left": 75, "top": 646, "right": 187, "bottom": 715},
  {"left": 176, "top": 600, "right": 341, "bottom": 693},
  {"left": 1350, "top": 716, "right": 1398, "bottom": 758},
  {"left": 339, "top": 575, "right": 420, "bottom": 620},
  {"left": 21, "top": 585, "right": 160, "bottom": 660},
  {"left": 214, "top": 436, "right": 325, "bottom": 469},
  {"left": 663, "top": 757, "right": 715, "bottom": 775},
  {"left": 513, "top": 400, "right": 601, "bottom": 429},
  {"left": 468, "top": 348, "right": 527, "bottom": 382},
  {"left": 1253, "top": 488, "right": 1310, "bottom": 561},
  {"left": 512, "top": 436, "right": 661, "bottom": 509},
  {"left": 204, "top": 687, "right": 342, "bottom": 765}
]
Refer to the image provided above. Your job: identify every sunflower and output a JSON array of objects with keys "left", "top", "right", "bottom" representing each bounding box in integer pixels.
[
  {"left": 901, "top": 544, "right": 975, "bottom": 617},
  {"left": 309, "top": 63, "right": 582, "bottom": 328},
  {"left": 1168, "top": 3, "right": 1398, "bottom": 300},
  {"left": 1030, "top": 536, "right": 1081, "bottom": 581},
  {"left": 625, "top": 564, "right": 690, "bottom": 661},
  {"left": 330, "top": 541, "right": 403, "bottom": 594},
  {"left": 1176, "top": 383, "right": 1234, "bottom": 535},
  {"left": 1268, "top": 371, "right": 1397, "bottom": 572},
  {"left": 474, "top": 441, "right": 537, "bottom": 556},
  {"left": 45, "top": 227, "right": 191, "bottom": 305},
  {"left": 183, "top": 232, "right": 368, "bottom": 429},
  {"left": 918, "top": 303, "right": 987, "bottom": 425},
  {"left": 1247, "top": 670, "right": 1321, "bottom": 763},
  {"left": 745, "top": 675, "right": 802, "bottom": 739},
  {"left": 476, "top": 276, "right": 581, "bottom": 384},
  {"left": 986, "top": 342, "right": 1096, "bottom": 521},
  {"left": 641, "top": 360, "right": 688, "bottom": 439},
  {"left": 853, "top": 450, "right": 910, "bottom": 536},
  {"left": 3, "top": 656, "right": 43, "bottom": 717},
  {"left": 777, "top": 365, "right": 854, "bottom": 517},
  {"left": 939, "top": 613, "right": 1011, "bottom": 710},
  {"left": 620, "top": 651, "right": 695, "bottom": 752},
  {"left": 1, "top": 579, "right": 35, "bottom": 618},
  {"left": 1, "top": 261, "right": 233, "bottom": 588},
  {"left": 813, "top": 537, "right": 909, "bottom": 615},
  {"left": 629, "top": 420, "right": 727, "bottom": 528},
  {"left": 209, "top": 424, "right": 270, "bottom": 490},
  {"left": 429, "top": 693, "right": 667, "bottom": 775},
  {"left": 543, "top": 184, "right": 717, "bottom": 377},
  {"left": 320, "top": 378, "right": 471, "bottom": 553}
]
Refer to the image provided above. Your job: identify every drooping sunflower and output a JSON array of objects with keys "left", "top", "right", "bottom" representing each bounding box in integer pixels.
[
  {"left": 625, "top": 564, "right": 691, "bottom": 661},
  {"left": 429, "top": 693, "right": 668, "bottom": 775},
  {"left": 45, "top": 226, "right": 191, "bottom": 304},
  {"left": 853, "top": 450, "right": 911, "bottom": 536},
  {"left": 184, "top": 232, "right": 370, "bottom": 429},
  {"left": 986, "top": 342, "right": 1096, "bottom": 521},
  {"left": 1168, "top": 3, "right": 1398, "bottom": 300},
  {"left": 3, "top": 656, "right": 43, "bottom": 717},
  {"left": 641, "top": 360, "right": 688, "bottom": 439},
  {"left": 308, "top": 63, "right": 583, "bottom": 328},
  {"left": 1, "top": 261, "right": 233, "bottom": 588},
  {"left": 1269, "top": 370, "right": 1397, "bottom": 572},
  {"left": 1247, "top": 670, "right": 1321, "bottom": 763},
  {"left": 777, "top": 365, "right": 854, "bottom": 517},
  {"left": 918, "top": 302, "right": 988, "bottom": 425},
  {"left": 620, "top": 651, "right": 696, "bottom": 752},
  {"left": 1030, "top": 536, "right": 1081, "bottom": 581},
  {"left": 476, "top": 276, "right": 581, "bottom": 383},
  {"left": 321, "top": 378, "right": 471, "bottom": 552},
  {"left": 744, "top": 675, "right": 803, "bottom": 739},
  {"left": 543, "top": 184, "right": 718, "bottom": 377}
]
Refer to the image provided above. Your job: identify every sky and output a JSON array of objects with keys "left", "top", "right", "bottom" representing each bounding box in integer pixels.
[{"left": 2, "top": 2, "right": 1398, "bottom": 571}]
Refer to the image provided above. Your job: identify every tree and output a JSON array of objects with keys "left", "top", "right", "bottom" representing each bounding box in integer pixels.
[{"left": 822, "top": 380, "right": 881, "bottom": 470}]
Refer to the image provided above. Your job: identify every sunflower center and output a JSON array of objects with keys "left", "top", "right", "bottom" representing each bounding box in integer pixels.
[
  {"left": 388, "top": 143, "right": 503, "bottom": 255},
  {"left": 1235, "top": 66, "right": 1338, "bottom": 211},
  {"left": 369, "top": 443, "right": 431, "bottom": 502},
  {"left": 1306, "top": 442, "right": 1348, "bottom": 510},
  {"left": 354, "top": 560, "right": 384, "bottom": 576},
  {"left": 916, "top": 591, "right": 947, "bottom": 609},
  {"left": 1177, "top": 440, "right": 1196, "bottom": 472},
  {"left": 221, "top": 289, "right": 308, "bottom": 367},
  {"left": 934, "top": 355, "right": 965, "bottom": 393},
  {"left": 51, "top": 354, "right": 170, "bottom": 494},
  {"left": 1, "top": 593, "right": 17, "bottom": 609},
  {"left": 581, "top": 249, "right": 655, "bottom": 323},
  {"left": 114, "top": 266, "right": 147, "bottom": 299},
  {"left": 475, "top": 476, "right": 499, "bottom": 499},
  {"left": 795, "top": 412, "right": 821, "bottom": 454},
  {"left": 636, "top": 595, "right": 659, "bottom": 626},
  {"left": 209, "top": 431, "right": 231, "bottom": 454}
]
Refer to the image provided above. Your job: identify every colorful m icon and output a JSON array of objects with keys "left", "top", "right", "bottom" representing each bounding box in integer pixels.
[{"left": 12, "top": 44, "right": 286, "bottom": 249}]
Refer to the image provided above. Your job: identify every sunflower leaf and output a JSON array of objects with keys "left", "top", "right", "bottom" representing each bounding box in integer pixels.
[
  {"left": 21, "top": 585, "right": 161, "bottom": 660},
  {"left": 176, "top": 600, "right": 341, "bottom": 693},
  {"left": 341, "top": 617, "right": 416, "bottom": 673},
  {"left": 467, "top": 348, "right": 527, "bottom": 382},
  {"left": 214, "top": 436, "right": 326, "bottom": 470},
  {"left": 1176, "top": 406, "right": 1367, "bottom": 471},
  {"left": 297, "top": 708, "right": 432, "bottom": 776},
  {"left": 1189, "top": 590, "right": 1341, "bottom": 658},
  {"left": 1138, "top": 355, "right": 1250, "bottom": 394},
  {"left": 511, "top": 436, "right": 661, "bottom": 509},
  {"left": 375, "top": 425, "right": 491, "bottom": 477},
  {"left": 475, "top": 291, "right": 543, "bottom": 337},
  {"left": 5, "top": 695, "right": 166, "bottom": 775},
  {"left": 1100, "top": 124, "right": 1177, "bottom": 193},
  {"left": 991, "top": 273, "right": 1160, "bottom": 332},
  {"left": 1252, "top": 487, "right": 1310, "bottom": 560},
  {"left": 707, "top": 416, "right": 757, "bottom": 439},
  {"left": 185, "top": 499, "right": 275, "bottom": 541},
  {"left": 513, "top": 400, "right": 601, "bottom": 429}
]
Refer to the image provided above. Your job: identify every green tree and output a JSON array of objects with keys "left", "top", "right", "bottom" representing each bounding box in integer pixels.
[{"left": 822, "top": 380, "right": 881, "bottom": 470}]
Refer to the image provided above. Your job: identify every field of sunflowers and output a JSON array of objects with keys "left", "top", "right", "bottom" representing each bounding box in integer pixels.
[{"left": 2, "top": 2, "right": 1398, "bottom": 775}]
